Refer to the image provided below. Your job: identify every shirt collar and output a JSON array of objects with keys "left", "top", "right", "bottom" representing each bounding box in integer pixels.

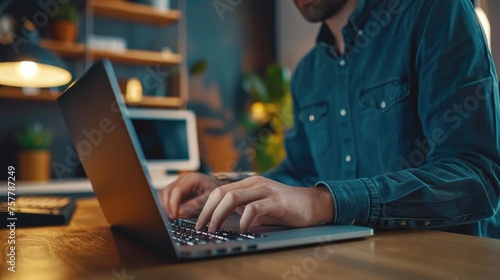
[{"left": 316, "top": 0, "right": 373, "bottom": 45}]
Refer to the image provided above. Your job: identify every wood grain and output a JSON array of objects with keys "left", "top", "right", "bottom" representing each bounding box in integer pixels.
[{"left": 0, "top": 198, "right": 499, "bottom": 280}]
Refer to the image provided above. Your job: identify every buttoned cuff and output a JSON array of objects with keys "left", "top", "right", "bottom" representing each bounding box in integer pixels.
[{"left": 316, "top": 178, "right": 379, "bottom": 227}]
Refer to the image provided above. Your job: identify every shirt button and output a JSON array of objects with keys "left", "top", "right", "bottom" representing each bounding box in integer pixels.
[
  {"left": 345, "top": 154, "right": 352, "bottom": 163},
  {"left": 380, "top": 101, "right": 387, "bottom": 109},
  {"left": 339, "top": 59, "right": 346, "bottom": 67},
  {"left": 309, "top": 115, "right": 315, "bottom": 122},
  {"left": 339, "top": 109, "right": 347, "bottom": 117},
  {"left": 357, "top": 30, "right": 364, "bottom": 36}
]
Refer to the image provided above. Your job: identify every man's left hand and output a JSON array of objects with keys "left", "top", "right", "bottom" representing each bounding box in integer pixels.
[{"left": 195, "top": 176, "right": 334, "bottom": 233}]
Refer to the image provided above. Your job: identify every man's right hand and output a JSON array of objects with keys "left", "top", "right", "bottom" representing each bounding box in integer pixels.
[{"left": 159, "top": 172, "right": 225, "bottom": 219}]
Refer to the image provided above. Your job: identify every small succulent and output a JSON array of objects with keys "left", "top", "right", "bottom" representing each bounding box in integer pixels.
[
  {"left": 16, "top": 122, "right": 54, "bottom": 151},
  {"left": 54, "top": 4, "right": 79, "bottom": 22}
]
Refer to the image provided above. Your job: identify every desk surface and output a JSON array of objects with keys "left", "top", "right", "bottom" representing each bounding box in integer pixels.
[{"left": 0, "top": 198, "right": 499, "bottom": 280}]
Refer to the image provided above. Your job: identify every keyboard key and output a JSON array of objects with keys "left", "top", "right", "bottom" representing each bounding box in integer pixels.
[{"left": 167, "top": 219, "right": 266, "bottom": 246}]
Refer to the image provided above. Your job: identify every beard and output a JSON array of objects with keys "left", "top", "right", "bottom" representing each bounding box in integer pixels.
[{"left": 293, "top": 0, "right": 349, "bottom": 22}]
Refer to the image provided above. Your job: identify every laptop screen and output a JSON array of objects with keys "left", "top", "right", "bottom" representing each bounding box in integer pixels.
[{"left": 132, "top": 119, "right": 189, "bottom": 161}]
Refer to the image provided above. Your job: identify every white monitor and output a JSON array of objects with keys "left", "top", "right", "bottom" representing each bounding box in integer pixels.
[{"left": 128, "top": 108, "right": 200, "bottom": 176}]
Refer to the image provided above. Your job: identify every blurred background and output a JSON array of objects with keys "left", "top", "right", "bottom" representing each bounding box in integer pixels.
[{"left": 0, "top": 0, "right": 497, "bottom": 182}]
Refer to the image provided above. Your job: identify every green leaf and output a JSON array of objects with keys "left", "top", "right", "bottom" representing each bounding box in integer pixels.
[
  {"left": 242, "top": 73, "right": 269, "bottom": 102},
  {"left": 265, "top": 65, "right": 291, "bottom": 103},
  {"left": 16, "top": 124, "right": 54, "bottom": 150},
  {"left": 190, "top": 60, "right": 208, "bottom": 76},
  {"left": 54, "top": 4, "right": 79, "bottom": 22}
]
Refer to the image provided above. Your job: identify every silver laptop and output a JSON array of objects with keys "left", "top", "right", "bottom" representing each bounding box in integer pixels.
[{"left": 57, "top": 60, "right": 373, "bottom": 260}]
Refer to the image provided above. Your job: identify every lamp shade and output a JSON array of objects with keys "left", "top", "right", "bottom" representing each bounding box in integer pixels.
[{"left": 0, "top": 18, "right": 72, "bottom": 88}]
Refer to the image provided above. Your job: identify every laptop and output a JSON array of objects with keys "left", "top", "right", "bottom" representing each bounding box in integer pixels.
[{"left": 57, "top": 60, "right": 373, "bottom": 260}]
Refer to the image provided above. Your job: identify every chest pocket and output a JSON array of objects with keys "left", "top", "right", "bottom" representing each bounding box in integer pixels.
[
  {"left": 298, "top": 102, "right": 332, "bottom": 156},
  {"left": 359, "top": 77, "right": 414, "bottom": 149}
]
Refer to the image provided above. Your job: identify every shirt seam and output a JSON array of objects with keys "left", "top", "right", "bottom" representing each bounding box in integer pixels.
[{"left": 415, "top": 0, "right": 434, "bottom": 49}]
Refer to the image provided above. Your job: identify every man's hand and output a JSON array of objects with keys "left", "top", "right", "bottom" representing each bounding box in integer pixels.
[
  {"left": 195, "top": 176, "right": 334, "bottom": 233},
  {"left": 159, "top": 172, "right": 225, "bottom": 219}
]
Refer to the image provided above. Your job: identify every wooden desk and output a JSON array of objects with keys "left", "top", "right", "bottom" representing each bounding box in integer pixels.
[{"left": 1, "top": 198, "right": 499, "bottom": 280}]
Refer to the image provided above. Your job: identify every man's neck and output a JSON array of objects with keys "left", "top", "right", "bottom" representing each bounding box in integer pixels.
[{"left": 325, "top": 0, "right": 359, "bottom": 55}]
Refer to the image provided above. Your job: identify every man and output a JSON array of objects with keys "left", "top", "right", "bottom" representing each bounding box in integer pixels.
[{"left": 160, "top": 0, "right": 500, "bottom": 238}]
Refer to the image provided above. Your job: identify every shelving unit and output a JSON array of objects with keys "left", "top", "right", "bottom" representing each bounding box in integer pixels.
[
  {"left": 0, "top": 0, "right": 187, "bottom": 109},
  {"left": 0, "top": 87, "right": 183, "bottom": 109}
]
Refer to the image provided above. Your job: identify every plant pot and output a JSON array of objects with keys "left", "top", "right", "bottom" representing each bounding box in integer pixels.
[
  {"left": 18, "top": 150, "right": 51, "bottom": 182},
  {"left": 51, "top": 20, "right": 78, "bottom": 43}
]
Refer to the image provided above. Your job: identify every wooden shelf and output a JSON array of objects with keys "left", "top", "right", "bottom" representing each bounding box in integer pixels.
[
  {"left": 91, "top": 48, "right": 182, "bottom": 66},
  {"left": 40, "top": 39, "right": 181, "bottom": 66},
  {"left": 90, "top": 0, "right": 181, "bottom": 26},
  {"left": 0, "top": 87, "right": 60, "bottom": 102},
  {"left": 126, "top": 96, "right": 183, "bottom": 109},
  {"left": 39, "top": 40, "right": 86, "bottom": 58},
  {"left": 0, "top": 88, "right": 182, "bottom": 108}
]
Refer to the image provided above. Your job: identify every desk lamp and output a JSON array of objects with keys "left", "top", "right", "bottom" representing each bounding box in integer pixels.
[{"left": 0, "top": 0, "right": 72, "bottom": 88}]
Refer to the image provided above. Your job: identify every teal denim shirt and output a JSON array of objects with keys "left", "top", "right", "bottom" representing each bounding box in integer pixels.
[{"left": 264, "top": 0, "right": 500, "bottom": 238}]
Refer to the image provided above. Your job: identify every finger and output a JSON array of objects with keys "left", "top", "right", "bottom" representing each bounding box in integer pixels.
[
  {"left": 240, "top": 200, "right": 276, "bottom": 233},
  {"left": 235, "top": 206, "right": 245, "bottom": 215},
  {"left": 208, "top": 187, "right": 267, "bottom": 232},
  {"left": 235, "top": 206, "right": 283, "bottom": 226},
  {"left": 195, "top": 180, "right": 255, "bottom": 230},
  {"left": 178, "top": 191, "right": 210, "bottom": 218},
  {"left": 167, "top": 176, "right": 193, "bottom": 219},
  {"left": 160, "top": 180, "right": 178, "bottom": 218},
  {"left": 253, "top": 216, "right": 284, "bottom": 227}
]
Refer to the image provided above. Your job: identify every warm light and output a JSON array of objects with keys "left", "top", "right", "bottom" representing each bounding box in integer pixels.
[
  {"left": 475, "top": 6, "right": 491, "bottom": 50},
  {"left": 250, "top": 102, "right": 268, "bottom": 123},
  {"left": 125, "top": 78, "right": 143, "bottom": 103},
  {"left": 0, "top": 61, "right": 72, "bottom": 87},
  {"left": 17, "top": 61, "right": 38, "bottom": 79}
]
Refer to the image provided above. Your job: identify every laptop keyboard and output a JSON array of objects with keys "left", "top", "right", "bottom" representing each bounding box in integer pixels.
[{"left": 168, "top": 219, "right": 266, "bottom": 246}]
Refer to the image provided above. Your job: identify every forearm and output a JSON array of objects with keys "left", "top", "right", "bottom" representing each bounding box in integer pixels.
[{"left": 319, "top": 154, "right": 500, "bottom": 229}]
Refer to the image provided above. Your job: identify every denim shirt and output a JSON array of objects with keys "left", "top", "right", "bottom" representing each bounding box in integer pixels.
[{"left": 264, "top": 0, "right": 500, "bottom": 238}]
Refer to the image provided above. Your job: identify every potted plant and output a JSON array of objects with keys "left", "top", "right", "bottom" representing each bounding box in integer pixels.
[
  {"left": 51, "top": 3, "right": 79, "bottom": 42},
  {"left": 16, "top": 122, "right": 54, "bottom": 182},
  {"left": 241, "top": 65, "right": 293, "bottom": 172}
]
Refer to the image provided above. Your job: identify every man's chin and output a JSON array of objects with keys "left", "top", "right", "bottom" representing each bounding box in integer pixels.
[
  {"left": 296, "top": 0, "right": 315, "bottom": 8},
  {"left": 295, "top": 0, "right": 349, "bottom": 22},
  {"left": 299, "top": 8, "right": 331, "bottom": 23}
]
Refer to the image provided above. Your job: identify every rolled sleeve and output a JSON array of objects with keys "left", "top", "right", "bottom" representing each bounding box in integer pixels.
[{"left": 317, "top": 178, "right": 380, "bottom": 227}]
